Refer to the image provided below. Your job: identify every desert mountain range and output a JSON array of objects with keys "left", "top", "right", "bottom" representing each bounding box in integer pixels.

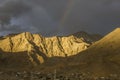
[
  {"left": 0, "top": 28, "right": 120, "bottom": 76},
  {"left": 0, "top": 31, "right": 101, "bottom": 67}
]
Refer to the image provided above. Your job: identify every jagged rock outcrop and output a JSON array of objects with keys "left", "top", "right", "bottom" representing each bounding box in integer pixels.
[
  {"left": 0, "top": 31, "right": 101, "bottom": 67},
  {"left": 0, "top": 32, "right": 100, "bottom": 57}
]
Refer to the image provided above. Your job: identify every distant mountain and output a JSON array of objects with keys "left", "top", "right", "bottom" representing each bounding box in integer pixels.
[
  {"left": 72, "top": 31, "right": 102, "bottom": 43},
  {"left": 0, "top": 31, "right": 101, "bottom": 68}
]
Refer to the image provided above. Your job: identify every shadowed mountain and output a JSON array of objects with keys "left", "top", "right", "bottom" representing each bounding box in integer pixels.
[
  {"left": 72, "top": 31, "right": 102, "bottom": 43},
  {"left": 0, "top": 49, "right": 46, "bottom": 70}
]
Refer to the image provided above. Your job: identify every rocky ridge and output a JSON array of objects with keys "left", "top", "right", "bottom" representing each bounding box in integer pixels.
[
  {"left": 0, "top": 31, "right": 101, "bottom": 67},
  {"left": 0, "top": 32, "right": 100, "bottom": 57}
]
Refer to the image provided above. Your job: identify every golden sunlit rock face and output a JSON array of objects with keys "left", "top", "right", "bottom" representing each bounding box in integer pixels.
[
  {"left": 0, "top": 32, "right": 98, "bottom": 56},
  {"left": 0, "top": 32, "right": 101, "bottom": 67}
]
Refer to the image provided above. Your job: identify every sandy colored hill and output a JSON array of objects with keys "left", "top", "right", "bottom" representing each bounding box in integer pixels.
[
  {"left": 0, "top": 31, "right": 100, "bottom": 68},
  {"left": 63, "top": 28, "right": 120, "bottom": 76}
]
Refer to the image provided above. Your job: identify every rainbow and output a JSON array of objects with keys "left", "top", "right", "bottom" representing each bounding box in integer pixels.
[{"left": 59, "top": 0, "right": 75, "bottom": 28}]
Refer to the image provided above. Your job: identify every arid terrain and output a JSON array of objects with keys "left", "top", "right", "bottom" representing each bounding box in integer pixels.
[
  {"left": 1, "top": 28, "right": 120, "bottom": 79},
  {"left": 0, "top": 0, "right": 120, "bottom": 79},
  {"left": 0, "top": 31, "right": 101, "bottom": 67}
]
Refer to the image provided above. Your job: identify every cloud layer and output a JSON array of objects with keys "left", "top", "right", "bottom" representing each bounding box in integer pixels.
[{"left": 0, "top": 0, "right": 120, "bottom": 36}]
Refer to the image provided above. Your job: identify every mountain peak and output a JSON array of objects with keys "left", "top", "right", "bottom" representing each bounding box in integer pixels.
[
  {"left": 100, "top": 28, "right": 120, "bottom": 41},
  {"left": 115, "top": 27, "right": 120, "bottom": 30},
  {"left": 72, "top": 31, "right": 102, "bottom": 43},
  {"left": 72, "top": 31, "right": 88, "bottom": 37},
  {"left": 21, "top": 32, "right": 34, "bottom": 40},
  {"left": 113, "top": 28, "right": 120, "bottom": 33},
  {"left": 0, "top": 31, "right": 101, "bottom": 68}
]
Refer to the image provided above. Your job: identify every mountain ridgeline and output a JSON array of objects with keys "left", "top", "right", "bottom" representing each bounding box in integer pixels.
[
  {"left": 0, "top": 28, "right": 120, "bottom": 76},
  {"left": 0, "top": 31, "right": 101, "bottom": 67}
]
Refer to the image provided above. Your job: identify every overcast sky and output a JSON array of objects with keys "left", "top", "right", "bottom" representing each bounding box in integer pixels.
[{"left": 0, "top": 0, "right": 120, "bottom": 36}]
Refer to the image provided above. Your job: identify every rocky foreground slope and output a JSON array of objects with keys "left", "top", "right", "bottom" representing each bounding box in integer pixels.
[{"left": 0, "top": 31, "right": 101, "bottom": 67}]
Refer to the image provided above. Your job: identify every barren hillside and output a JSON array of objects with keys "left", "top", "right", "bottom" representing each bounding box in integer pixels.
[
  {"left": 65, "top": 28, "right": 120, "bottom": 76},
  {"left": 0, "top": 31, "right": 100, "bottom": 68}
]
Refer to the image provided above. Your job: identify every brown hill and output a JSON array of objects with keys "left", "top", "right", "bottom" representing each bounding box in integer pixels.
[
  {"left": 0, "top": 31, "right": 100, "bottom": 68},
  {"left": 63, "top": 28, "right": 120, "bottom": 76}
]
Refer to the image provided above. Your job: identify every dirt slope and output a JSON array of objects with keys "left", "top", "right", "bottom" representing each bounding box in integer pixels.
[{"left": 65, "top": 28, "right": 120, "bottom": 76}]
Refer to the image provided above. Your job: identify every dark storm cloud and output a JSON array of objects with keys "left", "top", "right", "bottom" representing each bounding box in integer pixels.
[
  {"left": 63, "top": 0, "right": 120, "bottom": 35},
  {"left": 0, "top": 0, "right": 62, "bottom": 36},
  {"left": 0, "top": 0, "right": 31, "bottom": 25},
  {"left": 0, "top": 0, "right": 120, "bottom": 36}
]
